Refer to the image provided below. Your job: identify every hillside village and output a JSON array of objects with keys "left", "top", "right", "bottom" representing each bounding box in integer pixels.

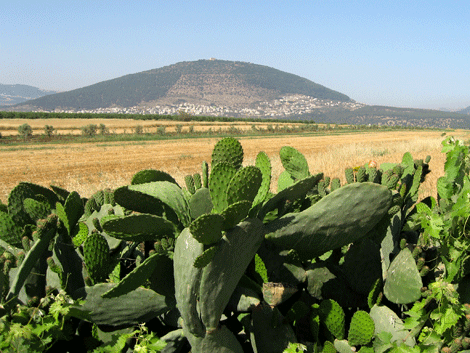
[{"left": 44, "top": 94, "right": 365, "bottom": 118}]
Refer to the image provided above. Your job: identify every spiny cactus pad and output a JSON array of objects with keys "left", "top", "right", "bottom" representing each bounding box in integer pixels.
[
  {"left": 101, "top": 214, "right": 176, "bottom": 242},
  {"left": 253, "top": 151, "right": 272, "bottom": 206},
  {"left": 0, "top": 211, "right": 23, "bottom": 248},
  {"left": 319, "top": 299, "right": 345, "bottom": 340},
  {"left": 209, "top": 162, "right": 237, "bottom": 213},
  {"left": 220, "top": 200, "right": 251, "bottom": 230},
  {"left": 265, "top": 182, "right": 392, "bottom": 259},
  {"left": 211, "top": 137, "right": 244, "bottom": 170},
  {"left": 279, "top": 145, "right": 310, "bottom": 180},
  {"left": 189, "top": 187, "right": 213, "bottom": 219},
  {"left": 384, "top": 247, "right": 423, "bottom": 304},
  {"left": 189, "top": 214, "right": 224, "bottom": 245},
  {"left": 83, "top": 232, "right": 110, "bottom": 284},
  {"left": 348, "top": 310, "right": 375, "bottom": 346},
  {"left": 193, "top": 245, "right": 218, "bottom": 269},
  {"left": 226, "top": 166, "right": 262, "bottom": 206},
  {"left": 129, "top": 181, "right": 191, "bottom": 227},
  {"left": 131, "top": 169, "right": 177, "bottom": 185}
]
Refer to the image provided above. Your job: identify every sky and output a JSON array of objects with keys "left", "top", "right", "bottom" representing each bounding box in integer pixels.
[{"left": 2, "top": 0, "right": 470, "bottom": 110}]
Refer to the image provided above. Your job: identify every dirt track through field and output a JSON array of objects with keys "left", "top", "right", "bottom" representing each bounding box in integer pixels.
[{"left": 0, "top": 130, "right": 465, "bottom": 203}]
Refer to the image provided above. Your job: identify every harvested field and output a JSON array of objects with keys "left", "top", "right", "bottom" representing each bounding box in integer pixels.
[
  {"left": 1, "top": 130, "right": 466, "bottom": 203},
  {"left": 0, "top": 118, "right": 306, "bottom": 135}
]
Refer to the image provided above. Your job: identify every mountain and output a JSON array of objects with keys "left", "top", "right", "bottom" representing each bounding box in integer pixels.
[
  {"left": 0, "top": 84, "right": 58, "bottom": 106},
  {"left": 12, "top": 59, "right": 351, "bottom": 111},
  {"left": 458, "top": 106, "right": 470, "bottom": 115}
]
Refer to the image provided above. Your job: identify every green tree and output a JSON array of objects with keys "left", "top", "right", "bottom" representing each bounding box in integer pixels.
[
  {"left": 81, "top": 124, "right": 97, "bottom": 137},
  {"left": 44, "top": 125, "right": 55, "bottom": 138},
  {"left": 18, "top": 123, "right": 33, "bottom": 140}
]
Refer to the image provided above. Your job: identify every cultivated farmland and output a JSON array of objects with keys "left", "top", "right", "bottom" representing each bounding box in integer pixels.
[{"left": 0, "top": 128, "right": 462, "bottom": 203}]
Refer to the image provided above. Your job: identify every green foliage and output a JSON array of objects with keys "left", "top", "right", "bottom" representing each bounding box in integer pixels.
[
  {"left": 18, "top": 123, "right": 33, "bottom": 140},
  {"left": 2, "top": 136, "right": 470, "bottom": 352}
]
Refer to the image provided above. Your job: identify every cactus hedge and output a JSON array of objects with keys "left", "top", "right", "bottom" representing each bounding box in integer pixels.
[{"left": 2, "top": 135, "right": 470, "bottom": 352}]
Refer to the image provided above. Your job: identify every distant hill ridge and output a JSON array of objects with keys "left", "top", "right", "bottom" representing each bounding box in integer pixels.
[
  {"left": 13, "top": 59, "right": 351, "bottom": 111},
  {"left": 0, "top": 84, "right": 58, "bottom": 106}
]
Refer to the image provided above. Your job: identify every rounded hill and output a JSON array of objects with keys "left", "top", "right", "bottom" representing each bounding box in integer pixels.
[{"left": 18, "top": 59, "right": 351, "bottom": 111}]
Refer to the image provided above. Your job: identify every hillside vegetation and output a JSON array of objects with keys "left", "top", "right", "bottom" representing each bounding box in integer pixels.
[{"left": 14, "top": 59, "right": 351, "bottom": 110}]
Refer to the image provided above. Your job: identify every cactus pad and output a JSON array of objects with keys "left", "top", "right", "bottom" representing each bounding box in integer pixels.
[
  {"left": 279, "top": 145, "right": 310, "bottom": 180},
  {"left": 131, "top": 169, "right": 177, "bottom": 185},
  {"left": 348, "top": 310, "right": 375, "bottom": 346},
  {"left": 209, "top": 162, "right": 237, "bottom": 213},
  {"left": 211, "top": 137, "right": 244, "bottom": 169},
  {"left": 83, "top": 232, "right": 110, "bottom": 284},
  {"left": 101, "top": 214, "right": 176, "bottom": 242},
  {"left": 189, "top": 187, "right": 213, "bottom": 219},
  {"left": 384, "top": 248, "right": 423, "bottom": 304},
  {"left": 319, "top": 299, "right": 345, "bottom": 340},
  {"left": 220, "top": 200, "right": 251, "bottom": 229},
  {"left": 226, "top": 166, "right": 263, "bottom": 206},
  {"left": 193, "top": 245, "right": 218, "bottom": 268},
  {"left": 189, "top": 214, "right": 224, "bottom": 245},
  {"left": 266, "top": 182, "right": 392, "bottom": 259}
]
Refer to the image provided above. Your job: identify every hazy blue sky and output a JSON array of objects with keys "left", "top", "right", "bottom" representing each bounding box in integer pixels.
[{"left": 2, "top": 1, "right": 469, "bottom": 109}]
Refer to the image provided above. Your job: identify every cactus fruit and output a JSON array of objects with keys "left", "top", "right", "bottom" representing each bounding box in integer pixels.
[
  {"left": 189, "top": 214, "right": 224, "bottom": 245},
  {"left": 131, "top": 169, "right": 177, "bottom": 185},
  {"left": 384, "top": 248, "right": 423, "bottom": 304},
  {"left": 83, "top": 232, "right": 110, "bottom": 284},
  {"left": 319, "top": 299, "right": 345, "bottom": 340},
  {"left": 211, "top": 137, "right": 244, "bottom": 170},
  {"left": 347, "top": 310, "right": 375, "bottom": 346},
  {"left": 265, "top": 182, "right": 392, "bottom": 259},
  {"left": 279, "top": 145, "right": 310, "bottom": 180}
]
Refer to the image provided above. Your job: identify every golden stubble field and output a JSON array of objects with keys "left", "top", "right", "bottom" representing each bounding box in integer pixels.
[{"left": 1, "top": 128, "right": 468, "bottom": 204}]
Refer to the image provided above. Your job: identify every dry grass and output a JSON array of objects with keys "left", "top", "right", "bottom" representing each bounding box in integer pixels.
[
  {"left": 1, "top": 129, "right": 467, "bottom": 204},
  {"left": 0, "top": 118, "right": 306, "bottom": 135}
]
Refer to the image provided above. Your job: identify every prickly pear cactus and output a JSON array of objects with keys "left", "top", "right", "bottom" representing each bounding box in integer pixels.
[
  {"left": 347, "top": 310, "right": 375, "bottom": 346},
  {"left": 211, "top": 137, "right": 244, "bottom": 170},
  {"left": 83, "top": 232, "right": 110, "bottom": 284}
]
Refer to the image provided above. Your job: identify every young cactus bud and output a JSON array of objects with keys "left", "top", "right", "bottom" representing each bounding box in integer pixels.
[
  {"left": 330, "top": 178, "right": 341, "bottom": 192},
  {"left": 185, "top": 175, "right": 196, "bottom": 195},
  {"left": 21, "top": 236, "right": 31, "bottom": 252},
  {"left": 420, "top": 265, "right": 430, "bottom": 277},
  {"left": 201, "top": 161, "right": 209, "bottom": 188},
  {"left": 47, "top": 257, "right": 62, "bottom": 274},
  {"left": 412, "top": 245, "right": 422, "bottom": 259},
  {"left": 16, "top": 251, "right": 25, "bottom": 266},
  {"left": 387, "top": 174, "right": 400, "bottom": 190},
  {"left": 400, "top": 238, "right": 407, "bottom": 250},
  {"left": 345, "top": 168, "right": 355, "bottom": 184},
  {"left": 193, "top": 173, "right": 202, "bottom": 190},
  {"left": 416, "top": 257, "right": 426, "bottom": 271},
  {"left": 368, "top": 167, "right": 378, "bottom": 183},
  {"left": 317, "top": 180, "right": 327, "bottom": 197},
  {"left": 323, "top": 176, "right": 331, "bottom": 188},
  {"left": 356, "top": 166, "right": 367, "bottom": 183},
  {"left": 462, "top": 337, "right": 470, "bottom": 349}
]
